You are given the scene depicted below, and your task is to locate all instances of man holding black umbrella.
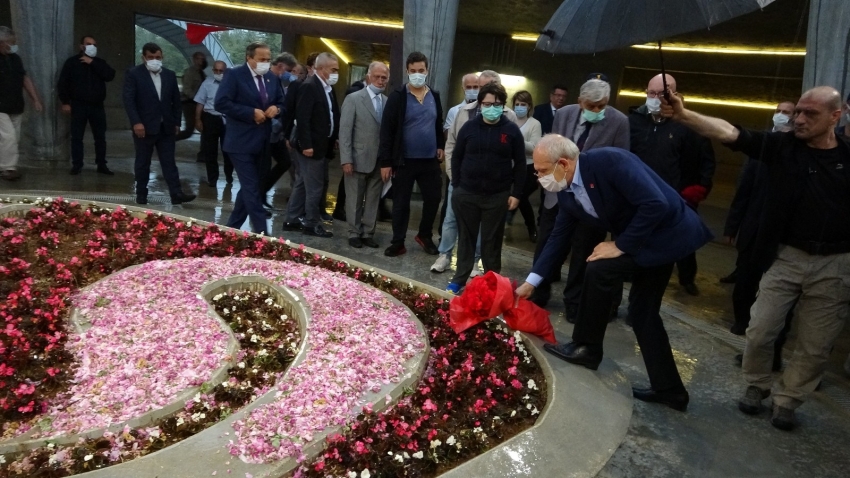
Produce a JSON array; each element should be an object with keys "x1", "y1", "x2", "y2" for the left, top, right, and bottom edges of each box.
[{"x1": 662, "y1": 86, "x2": 850, "y2": 431}]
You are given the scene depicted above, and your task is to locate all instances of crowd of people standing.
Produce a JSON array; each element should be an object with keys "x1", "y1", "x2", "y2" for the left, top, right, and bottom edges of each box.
[{"x1": 1, "y1": 25, "x2": 849, "y2": 434}]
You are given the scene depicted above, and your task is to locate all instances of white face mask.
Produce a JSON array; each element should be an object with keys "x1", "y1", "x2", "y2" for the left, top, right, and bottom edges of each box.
[
  {"x1": 538, "y1": 163, "x2": 568, "y2": 193},
  {"x1": 645, "y1": 97, "x2": 661, "y2": 114},
  {"x1": 772, "y1": 112, "x2": 790, "y2": 129},
  {"x1": 8, "y1": 44, "x2": 18, "y2": 54},
  {"x1": 465, "y1": 89, "x2": 479, "y2": 102},
  {"x1": 367, "y1": 83, "x2": 384, "y2": 94},
  {"x1": 253, "y1": 62, "x2": 270, "y2": 75},
  {"x1": 326, "y1": 73, "x2": 339, "y2": 86},
  {"x1": 213, "y1": 73, "x2": 224, "y2": 82},
  {"x1": 408, "y1": 72, "x2": 427, "y2": 88},
  {"x1": 145, "y1": 59, "x2": 162, "y2": 73},
  {"x1": 84, "y1": 45, "x2": 97, "y2": 58}
]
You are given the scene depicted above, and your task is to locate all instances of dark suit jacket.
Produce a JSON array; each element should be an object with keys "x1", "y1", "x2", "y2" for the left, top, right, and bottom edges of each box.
[
  {"x1": 294, "y1": 74, "x2": 340, "y2": 159},
  {"x1": 724, "y1": 158, "x2": 766, "y2": 253},
  {"x1": 122, "y1": 64, "x2": 181, "y2": 135},
  {"x1": 282, "y1": 79, "x2": 302, "y2": 140},
  {"x1": 532, "y1": 147, "x2": 712, "y2": 275},
  {"x1": 533, "y1": 103, "x2": 555, "y2": 134},
  {"x1": 214, "y1": 64, "x2": 284, "y2": 155}
]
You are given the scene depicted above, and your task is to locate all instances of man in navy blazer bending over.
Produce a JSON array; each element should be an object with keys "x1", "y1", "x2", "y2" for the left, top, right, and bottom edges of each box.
[
  {"x1": 516, "y1": 134, "x2": 712, "y2": 412},
  {"x1": 215, "y1": 41, "x2": 284, "y2": 236},
  {"x1": 123, "y1": 42, "x2": 195, "y2": 205}
]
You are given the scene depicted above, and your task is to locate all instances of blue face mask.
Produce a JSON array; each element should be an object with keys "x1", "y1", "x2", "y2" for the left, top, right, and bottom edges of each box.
[
  {"x1": 281, "y1": 71, "x2": 295, "y2": 82},
  {"x1": 582, "y1": 108, "x2": 606, "y2": 123},
  {"x1": 514, "y1": 105, "x2": 528, "y2": 118},
  {"x1": 481, "y1": 105, "x2": 504, "y2": 122}
]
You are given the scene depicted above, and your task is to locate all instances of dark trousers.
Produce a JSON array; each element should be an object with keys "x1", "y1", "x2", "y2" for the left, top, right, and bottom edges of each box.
[
  {"x1": 676, "y1": 252, "x2": 697, "y2": 285},
  {"x1": 563, "y1": 223, "x2": 609, "y2": 307},
  {"x1": 450, "y1": 188, "x2": 510, "y2": 285},
  {"x1": 333, "y1": 176, "x2": 346, "y2": 215},
  {"x1": 262, "y1": 141, "x2": 292, "y2": 193},
  {"x1": 285, "y1": 150, "x2": 326, "y2": 228},
  {"x1": 532, "y1": 204, "x2": 570, "y2": 300},
  {"x1": 438, "y1": 175, "x2": 450, "y2": 233},
  {"x1": 70, "y1": 101, "x2": 107, "y2": 168},
  {"x1": 133, "y1": 129, "x2": 181, "y2": 197},
  {"x1": 200, "y1": 113, "x2": 232, "y2": 183},
  {"x1": 321, "y1": 158, "x2": 331, "y2": 210},
  {"x1": 391, "y1": 158, "x2": 443, "y2": 244},
  {"x1": 226, "y1": 151, "x2": 268, "y2": 235},
  {"x1": 516, "y1": 163, "x2": 538, "y2": 231},
  {"x1": 574, "y1": 256, "x2": 686, "y2": 392},
  {"x1": 176, "y1": 100, "x2": 196, "y2": 140}
]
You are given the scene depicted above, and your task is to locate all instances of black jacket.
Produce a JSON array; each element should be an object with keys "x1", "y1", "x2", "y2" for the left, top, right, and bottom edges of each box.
[
  {"x1": 726, "y1": 128, "x2": 850, "y2": 271},
  {"x1": 0, "y1": 53, "x2": 26, "y2": 114},
  {"x1": 294, "y1": 75, "x2": 340, "y2": 160},
  {"x1": 724, "y1": 158, "x2": 767, "y2": 253},
  {"x1": 532, "y1": 103, "x2": 555, "y2": 134},
  {"x1": 58, "y1": 53, "x2": 115, "y2": 105},
  {"x1": 281, "y1": 79, "x2": 301, "y2": 140},
  {"x1": 451, "y1": 115, "x2": 526, "y2": 197},
  {"x1": 122, "y1": 64, "x2": 181, "y2": 135},
  {"x1": 379, "y1": 84, "x2": 445, "y2": 169},
  {"x1": 629, "y1": 105, "x2": 716, "y2": 192}
]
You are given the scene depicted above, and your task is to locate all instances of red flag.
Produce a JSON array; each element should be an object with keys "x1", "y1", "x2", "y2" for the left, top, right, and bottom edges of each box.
[{"x1": 186, "y1": 23, "x2": 229, "y2": 45}]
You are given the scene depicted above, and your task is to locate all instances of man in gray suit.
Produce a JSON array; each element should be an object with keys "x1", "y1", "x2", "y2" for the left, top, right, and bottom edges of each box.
[
  {"x1": 339, "y1": 62, "x2": 389, "y2": 248},
  {"x1": 531, "y1": 77, "x2": 630, "y2": 319}
]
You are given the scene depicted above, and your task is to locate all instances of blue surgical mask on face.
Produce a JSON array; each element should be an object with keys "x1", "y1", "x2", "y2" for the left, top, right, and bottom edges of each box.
[
  {"x1": 481, "y1": 105, "x2": 504, "y2": 122},
  {"x1": 281, "y1": 71, "x2": 295, "y2": 82},
  {"x1": 582, "y1": 108, "x2": 606, "y2": 123},
  {"x1": 514, "y1": 105, "x2": 528, "y2": 118}
]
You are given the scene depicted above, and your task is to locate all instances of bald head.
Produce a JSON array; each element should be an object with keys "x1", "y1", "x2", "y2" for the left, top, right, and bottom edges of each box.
[
  {"x1": 462, "y1": 73, "x2": 479, "y2": 86},
  {"x1": 367, "y1": 61, "x2": 389, "y2": 90},
  {"x1": 793, "y1": 86, "x2": 842, "y2": 142},
  {"x1": 801, "y1": 86, "x2": 842, "y2": 111},
  {"x1": 647, "y1": 74, "x2": 677, "y2": 94}
]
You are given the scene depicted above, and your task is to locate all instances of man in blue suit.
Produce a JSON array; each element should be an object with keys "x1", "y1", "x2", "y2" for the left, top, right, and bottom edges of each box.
[
  {"x1": 123, "y1": 42, "x2": 195, "y2": 205},
  {"x1": 516, "y1": 134, "x2": 712, "y2": 412},
  {"x1": 215, "y1": 42, "x2": 284, "y2": 236}
]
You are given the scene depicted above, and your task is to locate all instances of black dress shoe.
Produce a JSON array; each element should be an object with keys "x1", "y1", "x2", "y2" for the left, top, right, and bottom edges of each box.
[
  {"x1": 135, "y1": 196, "x2": 148, "y2": 205},
  {"x1": 632, "y1": 387, "x2": 689, "y2": 412},
  {"x1": 415, "y1": 235, "x2": 439, "y2": 255},
  {"x1": 332, "y1": 209, "x2": 346, "y2": 221},
  {"x1": 543, "y1": 342, "x2": 602, "y2": 370},
  {"x1": 319, "y1": 212, "x2": 334, "y2": 223},
  {"x1": 69, "y1": 167, "x2": 82, "y2": 175},
  {"x1": 171, "y1": 193, "x2": 196, "y2": 205},
  {"x1": 348, "y1": 237, "x2": 363, "y2": 248},
  {"x1": 384, "y1": 242, "x2": 406, "y2": 257},
  {"x1": 564, "y1": 304, "x2": 578, "y2": 324},
  {"x1": 682, "y1": 283, "x2": 700, "y2": 296},
  {"x1": 528, "y1": 228, "x2": 538, "y2": 243},
  {"x1": 97, "y1": 166, "x2": 115, "y2": 176},
  {"x1": 282, "y1": 221, "x2": 303, "y2": 232},
  {"x1": 361, "y1": 237, "x2": 379, "y2": 248},
  {"x1": 303, "y1": 225, "x2": 333, "y2": 238},
  {"x1": 719, "y1": 270, "x2": 738, "y2": 284}
]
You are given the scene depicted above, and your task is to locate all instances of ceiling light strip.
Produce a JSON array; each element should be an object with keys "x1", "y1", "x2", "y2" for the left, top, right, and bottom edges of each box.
[
  {"x1": 320, "y1": 38, "x2": 351, "y2": 65},
  {"x1": 631, "y1": 44, "x2": 806, "y2": 56},
  {"x1": 511, "y1": 34, "x2": 538, "y2": 42},
  {"x1": 618, "y1": 90, "x2": 777, "y2": 110},
  {"x1": 184, "y1": 0, "x2": 404, "y2": 29}
]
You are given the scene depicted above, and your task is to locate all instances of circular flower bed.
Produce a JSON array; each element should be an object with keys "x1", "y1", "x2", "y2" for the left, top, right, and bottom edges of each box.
[{"x1": 0, "y1": 198, "x2": 546, "y2": 477}]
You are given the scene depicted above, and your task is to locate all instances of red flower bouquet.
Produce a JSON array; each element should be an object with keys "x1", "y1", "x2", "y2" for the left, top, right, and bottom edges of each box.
[{"x1": 449, "y1": 272, "x2": 556, "y2": 343}]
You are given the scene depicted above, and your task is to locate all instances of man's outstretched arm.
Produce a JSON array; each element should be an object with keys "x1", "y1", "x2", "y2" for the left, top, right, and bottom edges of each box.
[{"x1": 662, "y1": 93, "x2": 739, "y2": 144}]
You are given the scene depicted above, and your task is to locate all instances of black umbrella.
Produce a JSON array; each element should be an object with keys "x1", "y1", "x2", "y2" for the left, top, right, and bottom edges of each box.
[{"x1": 535, "y1": 0, "x2": 777, "y2": 94}]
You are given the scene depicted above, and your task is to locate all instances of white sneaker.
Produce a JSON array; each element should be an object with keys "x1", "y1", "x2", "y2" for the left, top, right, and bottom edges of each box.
[
  {"x1": 430, "y1": 253, "x2": 451, "y2": 273},
  {"x1": 470, "y1": 262, "x2": 483, "y2": 277}
]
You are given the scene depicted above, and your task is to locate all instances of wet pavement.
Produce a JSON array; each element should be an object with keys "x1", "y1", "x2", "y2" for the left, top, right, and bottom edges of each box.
[{"x1": 2, "y1": 131, "x2": 850, "y2": 477}]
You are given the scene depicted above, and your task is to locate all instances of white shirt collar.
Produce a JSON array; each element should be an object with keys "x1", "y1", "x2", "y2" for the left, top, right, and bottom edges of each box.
[
  {"x1": 367, "y1": 86, "x2": 380, "y2": 100},
  {"x1": 317, "y1": 74, "x2": 331, "y2": 93}
]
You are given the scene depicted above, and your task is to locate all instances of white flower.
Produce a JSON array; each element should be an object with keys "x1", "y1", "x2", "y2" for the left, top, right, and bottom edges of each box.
[
  {"x1": 0, "y1": 455, "x2": 5, "y2": 464},
  {"x1": 403, "y1": 452, "x2": 410, "y2": 459},
  {"x1": 473, "y1": 427, "x2": 483, "y2": 434},
  {"x1": 361, "y1": 470, "x2": 371, "y2": 478},
  {"x1": 280, "y1": 314, "x2": 288, "y2": 321},
  {"x1": 394, "y1": 454, "x2": 404, "y2": 463},
  {"x1": 222, "y1": 308, "x2": 230, "y2": 314},
  {"x1": 237, "y1": 362, "x2": 245, "y2": 369},
  {"x1": 47, "y1": 442, "x2": 55, "y2": 449},
  {"x1": 510, "y1": 410, "x2": 516, "y2": 417},
  {"x1": 526, "y1": 403, "x2": 533, "y2": 410},
  {"x1": 194, "y1": 392, "x2": 202, "y2": 403},
  {"x1": 412, "y1": 451, "x2": 424, "y2": 459},
  {"x1": 84, "y1": 454, "x2": 94, "y2": 461},
  {"x1": 264, "y1": 298, "x2": 273, "y2": 305},
  {"x1": 527, "y1": 379, "x2": 537, "y2": 390},
  {"x1": 430, "y1": 439, "x2": 442, "y2": 449},
  {"x1": 446, "y1": 435, "x2": 456, "y2": 446},
  {"x1": 176, "y1": 417, "x2": 185, "y2": 426},
  {"x1": 531, "y1": 407, "x2": 540, "y2": 416},
  {"x1": 250, "y1": 334, "x2": 259, "y2": 343},
  {"x1": 522, "y1": 394, "x2": 530, "y2": 400},
  {"x1": 257, "y1": 349, "x2": 268, "y2": 356}
]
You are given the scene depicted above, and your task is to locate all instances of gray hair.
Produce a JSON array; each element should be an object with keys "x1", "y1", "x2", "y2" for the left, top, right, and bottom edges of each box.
[
  {"x1": 272, "y1": 52, "x2": 297, "y2": 67},
  {"x1": 535, "y1": 134, "x2": 580, "y2": 163},
  {"x1": 479, "y1": 69, "x2": 501, "y2": 85},
  {"x1": 0, "y1": 26, "x2": 14, "y2": 44},
  {"x1": 368, "y1": 61, "x2": 389, "y2": 74},
  {"x1": 579, "y1": 79, "x2": 611, "y2": 103},
  {"x1": 315, "y1": 52, "x2": 338, "y2": 68},
  {"x1": 461, "y1": 72, "x2": 479, "y2": 85}
]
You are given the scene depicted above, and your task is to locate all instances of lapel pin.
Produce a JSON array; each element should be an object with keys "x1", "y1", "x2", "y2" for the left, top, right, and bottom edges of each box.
[{"x1": 589, "y1": 183, "x2": 595, "y2": 189}]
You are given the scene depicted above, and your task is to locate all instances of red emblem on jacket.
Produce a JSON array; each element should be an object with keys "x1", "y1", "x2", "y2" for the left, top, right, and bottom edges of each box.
[{"x1": 500, "y1": 134, "x2": 508, "y2": 144}]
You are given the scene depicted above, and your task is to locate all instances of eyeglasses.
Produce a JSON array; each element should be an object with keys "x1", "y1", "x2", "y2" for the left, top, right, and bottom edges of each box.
[
  {"x1": 646, "y1": 90, "x2": 676, "y2": 98},
  {"x1": 480, "y1": 102, "x2": 504, "y2": 108}
]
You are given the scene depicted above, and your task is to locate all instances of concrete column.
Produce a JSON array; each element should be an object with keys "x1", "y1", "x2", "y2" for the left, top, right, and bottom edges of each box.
[
  {"x1": 389, "y1": 31, "x2": 403, "y2": 92},
  {"x1": 10, "y1": 0, "x2": 74, "y2": 161},
  {"x1": 403, "y1": 0, "x2": 459, "y2": 112},
  {"x1": 802, "y1": 0, "x2": 850, "y2": 94}
]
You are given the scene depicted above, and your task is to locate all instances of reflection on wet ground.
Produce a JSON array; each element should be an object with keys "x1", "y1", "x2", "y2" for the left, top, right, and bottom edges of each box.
[{"x1": 3, "y1": 131, "x2": 850, "y2": 476}]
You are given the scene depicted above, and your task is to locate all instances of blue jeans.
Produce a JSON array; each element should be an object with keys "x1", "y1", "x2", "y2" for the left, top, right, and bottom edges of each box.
[{"x1": 438, "y1": 184, "x2": 481, "y2": 259}]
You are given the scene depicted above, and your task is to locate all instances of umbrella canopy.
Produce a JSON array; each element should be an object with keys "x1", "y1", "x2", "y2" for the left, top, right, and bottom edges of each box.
[{"x1": 536, "y1": 0, "x2": 776, "y2": 54}]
